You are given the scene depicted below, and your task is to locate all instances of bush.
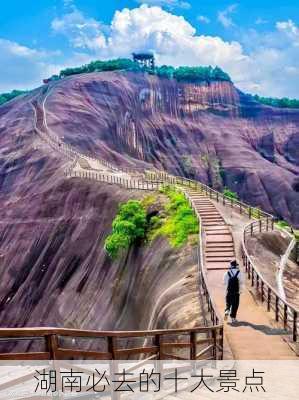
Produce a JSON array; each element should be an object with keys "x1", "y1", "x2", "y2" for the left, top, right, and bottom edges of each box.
[
  {"x1": 253, "y1": 94, "x2": 299, "y2": 109},
  {"x1": 0, "y1": 89, "x2": 27, "y2": 106},
  {"x1": 58, "y1": 58, "x2": 231, "y2": 83},
  {"x1": 104, "y1": 200, "x2": 147, "y2": 258},
  {"x1": 153, "y1": 186, "x2": 199, "y2": 247},
  {"x1": 223, "y1": 187, "x2": 238, "y2": 200}
]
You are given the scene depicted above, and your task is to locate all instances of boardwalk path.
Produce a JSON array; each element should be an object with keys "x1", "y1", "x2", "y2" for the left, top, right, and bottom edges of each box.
[
  {"x1": 35, "y1": 84, "x2": 297, "y2": 360},
  {"x1": 186, "y1": 190, "x2": 296, "y2": 359}
]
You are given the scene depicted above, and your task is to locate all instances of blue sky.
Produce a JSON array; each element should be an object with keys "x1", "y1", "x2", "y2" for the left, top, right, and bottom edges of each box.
[{"x1": 0, "y1": 0, "x2": 298, "y2": 97}]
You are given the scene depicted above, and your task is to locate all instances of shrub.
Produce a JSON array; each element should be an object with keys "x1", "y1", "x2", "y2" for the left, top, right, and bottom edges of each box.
[
  {"x1": 0, "y1": 89, "x2": 27, "y2": 106},
  {"x1": 223, "y1": 187, "x2": 238, "y2": 200},
  {"x1": 154, "y1": 186, "x2": 198, "y2": 247},
  {"x1": 253, "y1": 94, "x2": 299, "y2": 109},
  {"x1": 104, "y1": 200, "x2": 147, "y2": 258}
]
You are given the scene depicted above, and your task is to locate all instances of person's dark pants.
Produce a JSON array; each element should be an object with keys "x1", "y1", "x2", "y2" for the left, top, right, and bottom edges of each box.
[{"x1": 225, "y1": 292, "x2": 240, "y2": 318}]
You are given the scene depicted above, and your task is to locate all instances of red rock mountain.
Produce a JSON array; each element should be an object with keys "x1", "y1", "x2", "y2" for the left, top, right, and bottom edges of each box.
[
  {"x1": 0, "y1": 70, "x2": 298, "y2": 330},
  {"x1": 45, "y1": 71, "x2": 299, "y2": 226}
]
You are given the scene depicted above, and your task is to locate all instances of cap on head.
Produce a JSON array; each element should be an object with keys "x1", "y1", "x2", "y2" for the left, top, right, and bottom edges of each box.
[{"x1": 230, "y1": 260, "x2": 238, "y2": 268}]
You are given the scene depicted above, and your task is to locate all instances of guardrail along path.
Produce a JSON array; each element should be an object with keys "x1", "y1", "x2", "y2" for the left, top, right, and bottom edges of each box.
[{"x1": 186, "y1": 189, "x2": 297, "y2": 359}]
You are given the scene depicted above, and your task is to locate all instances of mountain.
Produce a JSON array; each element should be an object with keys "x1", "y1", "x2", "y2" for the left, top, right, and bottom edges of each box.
[
  {"x1": 0, "y1": 69, "x2": 298, "y2": 330},
  {"x1": 43, "y1": 71, "x2": 299, "y2": 225},
  {"x1": 0, "y1": 79, "x2": 201, "y2": 330}
]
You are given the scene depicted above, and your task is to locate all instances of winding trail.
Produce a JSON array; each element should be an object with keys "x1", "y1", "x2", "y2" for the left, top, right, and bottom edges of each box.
[{"x1": 31, "y1": 84, "x2": 297, "y2": 360}]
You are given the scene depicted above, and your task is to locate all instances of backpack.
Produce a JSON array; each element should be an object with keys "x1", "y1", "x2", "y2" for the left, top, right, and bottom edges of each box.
[{"x1": 227, "y1": 270, "x2": 240, "y2": 293}]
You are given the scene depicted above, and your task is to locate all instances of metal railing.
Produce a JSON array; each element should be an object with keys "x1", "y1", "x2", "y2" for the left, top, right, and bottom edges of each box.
[
  {"x1": 242, "y1": 220, "x2": 298, "y2": 344},
  {"x1": 65, "y1": 169, "x2": 162, "y2": 191},
  {"x1": 145, "y1": 171, "x2": 273, "y2": 221}
]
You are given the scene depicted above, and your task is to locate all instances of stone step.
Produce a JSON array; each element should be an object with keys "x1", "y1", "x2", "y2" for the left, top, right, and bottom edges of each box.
[
  {"x1": 200, "y1": 212, "x2": 221, "y2": 215},
  {"x1": 205, "y1": 227, "x2": 230, "y2": 231},
  {"x1": 206, "y1": 249, "x2": 235, "y2": 254},
  {"x1": 206, "y1": 235, "x2": 233, "y2": 243},
  {"x1": 205, "y1": 256, "x2": 234, "y2": 262},
  {"x1": 204, "y1": 223, "x2": 226, "y2": 227},
  {"x1": 207, "y1": 251, "x2": 235, "y2": 257},
  {"x1": 201, "y1": 215, "x2": 222, "y2": 219},
  {"x1": 206, "y1": 262, "x2": 231, "y2": 269},
  {"x1": 206, "y1": 228, "x2": 229, "y2": 232},
  {"x1": 201, "y1": 218, "x2": 223, "y2": 222},
  {"x1": 206, "y1": 244, "x2": 234, "y2": 249},
  {"x1": 205, "y1": 230, "x2": 231, "y2": 235},
  {"x1": 205, "y1": 225, "x2": 229, "y2": 230}
]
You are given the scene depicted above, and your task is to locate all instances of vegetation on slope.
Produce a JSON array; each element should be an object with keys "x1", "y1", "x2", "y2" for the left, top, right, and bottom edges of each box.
[
  {"x1": 223, "y1": 187, "x2": 238, "y2": 200},
  {"x1": 105, "y1": 187, "x2": 198, "y2": 258},
  {"x1": 56, "y1": 58, "x2": 231, "y2": 83},
  {"x1": 253, "y1": 94, "x2": 299, "y2": 109},
  {"x1": 104, "y1": 200, "x2": 147, "y2": 259},
  {"x1": 0, "y1": 89, "x2": 27, "y2": 106},
  {"x1": 150, "y1": 186, "x2": 199, "y2": 247}
]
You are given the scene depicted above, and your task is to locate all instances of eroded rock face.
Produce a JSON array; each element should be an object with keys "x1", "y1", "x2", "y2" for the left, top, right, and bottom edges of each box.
[
  {"x1": 0, "y1": 94, "x2": 201, "y2": 331},
  {"x1": 44, "y1": 72, "x2": 299, "y2": 226}
]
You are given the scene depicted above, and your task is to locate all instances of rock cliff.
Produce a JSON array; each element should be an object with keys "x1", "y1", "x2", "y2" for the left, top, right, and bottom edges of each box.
[{"x1": 44, "y1": 72, "x2": 299, "y2": 226}]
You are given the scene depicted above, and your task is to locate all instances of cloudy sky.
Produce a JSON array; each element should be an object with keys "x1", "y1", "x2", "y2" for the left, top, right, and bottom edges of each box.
[{"x1": 0, "y1": 0, "x2": 298, "y2": 97}]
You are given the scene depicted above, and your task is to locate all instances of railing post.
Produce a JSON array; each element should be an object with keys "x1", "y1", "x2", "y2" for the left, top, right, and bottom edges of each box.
[
  {"x1": 275, "y1": 297, "x2": 279, "y2": 321},
  {"x1": 249, "y1": 207, "x2": 252, "y2": 219},
  {"x1": 46, "y1": 334, "x2": 59, "y2": 359},
  {"x1": 251, "y1": 223, "x2": 253, "y2": 236},
  {"x1": 284, "y1": 304, "x2": 288, "y2": 330},
  {"x1": 154, "y1": 334, "x2": 162, "y2": 360},
  {"x1": 267, "y1": 288, "x2": 271, "y2": 311},
  {"x1": 212, "y1": 329, "x2": 217, "y2": 359},
  {"x1": 261, "y1": 281, "x2": 264, "y2": 302},
  {"x1": 259, "y1": 219, "x2": 262, "y2": 232},
  {"x1": 190, "y1": 332, "x2": 196, "y2": 360},
  {"x1": 108, "y1": 336, "x2": 115, "y2": 360},
  {"x1": 293, "y1": 311, "x2": 297, "y2": 342}
]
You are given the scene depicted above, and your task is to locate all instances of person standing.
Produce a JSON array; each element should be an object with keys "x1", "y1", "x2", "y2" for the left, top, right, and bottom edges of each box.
[{"x1": 224, "y1": 260, "x2": 243, "y2": 323}]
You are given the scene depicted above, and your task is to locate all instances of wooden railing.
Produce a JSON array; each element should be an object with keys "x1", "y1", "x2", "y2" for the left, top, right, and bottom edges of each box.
[
  {"x1": 242, "y1": 220, "x2": 299, "y2": 344},
  {"x1": 0, "y1": 326, "x2": 223, "y2": 360}
]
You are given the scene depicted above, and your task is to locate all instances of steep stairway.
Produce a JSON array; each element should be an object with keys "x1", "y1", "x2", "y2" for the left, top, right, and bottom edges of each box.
[
  {"x1": 187, "y1": 190, "x2": 235, "y2": 271},
  {"x1": 186, "y1": 189, "x2": 297, "y2": 359}
]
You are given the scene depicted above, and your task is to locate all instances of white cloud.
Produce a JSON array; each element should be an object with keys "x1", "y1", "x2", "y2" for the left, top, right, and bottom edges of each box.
[
  {"x1": 135, "y1": 0, "x2": 191, "y2": 10},
  {"x1": 276, "y1": 19, "x2": 299, "y2": 46},
  {"x1": 217, "y1": 4, "x2": 238, "y2": 28},
  {"x1": 255, "y1": 17, "x2": 268, "y2": 25},
  {"x1": 0, "y1": 39, "x2": 62, "y2": 92},
  {"x1": 197, "y1": 15, "x2": 210, "y2": 24},
  {"x1": 48, "y1": 5, "x2": 299, "y2": 97},
  {"x1": 51, "y1": 8, "x2": 107, "y2": 50},
  {"x1": 1, "y1": 5, "x2": 299, "y2": 98}
]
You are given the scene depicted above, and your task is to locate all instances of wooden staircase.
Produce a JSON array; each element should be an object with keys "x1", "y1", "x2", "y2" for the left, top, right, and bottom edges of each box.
[{"x1": 187, "y1": 190, "x2": 235, "y2": 271}]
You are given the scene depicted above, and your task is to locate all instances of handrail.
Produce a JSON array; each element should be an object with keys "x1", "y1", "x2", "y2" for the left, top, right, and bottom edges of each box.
[
  {"x1": 145, "y1": 171, "x2": 274, "y2": 220},
  {"x1": 184, "y1": 192, "x2": 223, "y2": 327},
  {"x1": 242, "y1": 219, "x2": 298, "y2": 343},
  {"x1": 0, "y1": 325, "x2": 223, "y2": 361}
]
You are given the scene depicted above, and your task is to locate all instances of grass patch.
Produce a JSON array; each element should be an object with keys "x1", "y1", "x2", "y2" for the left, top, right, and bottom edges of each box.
[
  {"x1": 105, "y1": 188, "x2": 199, "y2": 259},
  {"x1": 150, "y1": 185, "x2": 199, "y2": 247}
]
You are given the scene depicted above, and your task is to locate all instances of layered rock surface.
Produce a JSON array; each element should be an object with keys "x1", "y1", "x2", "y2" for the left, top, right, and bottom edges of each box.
[{"x1": 45, "y1": 72, "x2": 299, "y2": 226}]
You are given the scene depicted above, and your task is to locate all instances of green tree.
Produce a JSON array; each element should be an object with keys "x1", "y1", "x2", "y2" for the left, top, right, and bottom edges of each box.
[{"x1": 104, "y1": 200, "x2": 147, "y2": 258}]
